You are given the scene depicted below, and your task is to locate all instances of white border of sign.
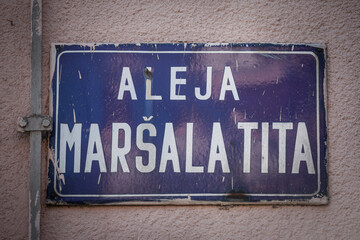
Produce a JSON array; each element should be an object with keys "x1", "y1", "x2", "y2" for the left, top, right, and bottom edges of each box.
[{"x1": 53, "y1": 50, "x2": 320, "y2": 198}]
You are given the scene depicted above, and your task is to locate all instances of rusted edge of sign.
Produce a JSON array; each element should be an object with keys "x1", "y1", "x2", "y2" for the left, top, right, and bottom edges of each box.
[{"x1": 46, "y1": 196, "x2": 328, "y2": 206}]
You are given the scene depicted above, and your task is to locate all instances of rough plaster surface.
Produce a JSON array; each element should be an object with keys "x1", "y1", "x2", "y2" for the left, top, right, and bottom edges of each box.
[{"x1": 0, "y1": 0, "x2": 359, "y2": 239}]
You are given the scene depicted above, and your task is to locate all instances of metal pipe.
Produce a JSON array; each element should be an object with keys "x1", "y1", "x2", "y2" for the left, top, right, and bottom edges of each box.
[{"x1": 29, "y1": 0, "x2": 42, "y2": 239}]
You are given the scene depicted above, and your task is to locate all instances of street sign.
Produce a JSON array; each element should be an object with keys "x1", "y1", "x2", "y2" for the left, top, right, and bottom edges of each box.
[{"x1": 47, "y1": 43, "x2": 327, "y2": 205}]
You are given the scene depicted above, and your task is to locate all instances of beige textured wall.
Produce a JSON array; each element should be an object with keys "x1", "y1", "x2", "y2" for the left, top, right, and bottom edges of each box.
[{"x1": 1, "y1": 0, "x2": 359, "y2": 239}]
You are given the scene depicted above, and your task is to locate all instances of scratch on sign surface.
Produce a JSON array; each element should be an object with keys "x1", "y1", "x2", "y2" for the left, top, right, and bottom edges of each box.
[
  {"x1": 73, "y1": 109, "x2": 76, "y2": 123},
  {"x1": 177, "y1": 84, "x2": 181, "y2": 96},
  {"x1": 143, "y1": 116, "x2": 153, "y2": 121},
  {"x1": 48, "y1": 148, "x2": 66, "y2": 191},
  {"x1": 155, "y1": 44, "x2": 159, "y2": 60},
  {"x1": 98, "y1": 174, "x2": 101, "y2": 184}
]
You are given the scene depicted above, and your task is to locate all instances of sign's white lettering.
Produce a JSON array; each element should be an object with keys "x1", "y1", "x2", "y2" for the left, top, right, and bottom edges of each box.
[
  {"x1": 117, "y1": 66, "x2": 240, "y2": 101},
  {"x1": 59, "y1": 121, "x2": 315, "y2": 175}
]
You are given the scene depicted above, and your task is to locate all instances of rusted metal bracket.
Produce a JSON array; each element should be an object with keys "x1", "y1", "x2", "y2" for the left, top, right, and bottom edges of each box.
[{"x1": 17, "y1": 114, "x2": 52, "y2": 133}]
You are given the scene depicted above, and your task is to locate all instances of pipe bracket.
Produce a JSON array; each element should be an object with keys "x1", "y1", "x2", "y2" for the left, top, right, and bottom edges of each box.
[{"x1": 17, "y1": 114, "x2": 52, "y2": 132}]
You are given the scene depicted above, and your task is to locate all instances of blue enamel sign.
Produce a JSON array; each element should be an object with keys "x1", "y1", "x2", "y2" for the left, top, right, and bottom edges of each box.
[{"x1": 47, "y1": 43, "x2": 327, "y2": 204}]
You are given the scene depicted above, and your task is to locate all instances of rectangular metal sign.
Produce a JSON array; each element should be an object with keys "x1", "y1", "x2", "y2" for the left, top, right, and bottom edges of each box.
[{"x1": 47, "y1": 43, "x2": 327, "y2": 205}]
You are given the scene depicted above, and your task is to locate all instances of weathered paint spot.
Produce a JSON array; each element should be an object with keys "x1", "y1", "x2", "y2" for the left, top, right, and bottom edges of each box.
[
  {"x1": 97, "y1": 174, "x2": 101, "y2": 184},
  {"x1": 73, "y1": 109, "x2": 76, "y2": 123},
  {"x1": 143, "y1": 116, "x2": 153, "y2": 121}
]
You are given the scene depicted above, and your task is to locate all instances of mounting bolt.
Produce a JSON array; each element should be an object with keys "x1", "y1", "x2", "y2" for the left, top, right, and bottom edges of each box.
[
  {"x1": 19, "y1": 118, "x2": 28, "y2": 128},
  {"x1": 42, "y1": 119, "x2": 51, "y2": 127}
]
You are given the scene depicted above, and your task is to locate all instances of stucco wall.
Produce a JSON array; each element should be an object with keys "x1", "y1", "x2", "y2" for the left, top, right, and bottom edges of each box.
[{"x1": 1, "y1": 0, "x2": 359, "y2": 239}]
